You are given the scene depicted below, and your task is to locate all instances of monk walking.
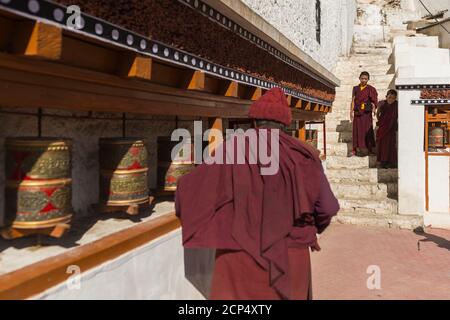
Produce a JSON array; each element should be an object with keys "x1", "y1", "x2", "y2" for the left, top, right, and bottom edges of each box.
[
  {"x1": 376, "y1": 89, "x2": 398, "y2": 168},
  {"x1": 175, "y1": 88, "x2": 340, "y2": 300},
  {"x1": 350, "y1": 72, "x2": 378, "y2": 156}
]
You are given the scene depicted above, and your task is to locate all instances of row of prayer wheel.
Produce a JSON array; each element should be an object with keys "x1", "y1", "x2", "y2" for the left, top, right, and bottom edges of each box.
[{"x1": 4, "y1": 137, "x2": 195, "y2": 235}]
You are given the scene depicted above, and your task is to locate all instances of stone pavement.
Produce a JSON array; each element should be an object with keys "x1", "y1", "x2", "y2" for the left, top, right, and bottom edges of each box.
[{"x1": 311, "y1": 223, "x2": 450, "y2": 300}]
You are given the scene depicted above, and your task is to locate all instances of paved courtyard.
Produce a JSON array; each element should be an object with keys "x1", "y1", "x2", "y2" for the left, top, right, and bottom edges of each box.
[{"x1": 311, "y1": 223, "x2": 450, "y2": 300}]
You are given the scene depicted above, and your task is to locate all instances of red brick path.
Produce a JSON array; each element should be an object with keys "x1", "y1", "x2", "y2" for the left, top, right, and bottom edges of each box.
[{"x1": 311, "y1": 224, "x2": 450, "y2": 300}]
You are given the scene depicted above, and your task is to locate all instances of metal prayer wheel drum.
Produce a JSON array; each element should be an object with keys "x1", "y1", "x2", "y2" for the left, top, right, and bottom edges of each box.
[
  {"x1": 306, "y1": 129, "x2": 319, "y2": 149},
  {"x1": 157, "y1": 137, "x2": 196, "y2": 192},
  {"x1": 428, "y1": 125, "x2": 445, "y2": 149},
  {"x1": 4, "y1": 138, "x2": 73, "y2": 229},
  {"x1": 99, "y1": 138, "x2": 149, "y2": 206}
]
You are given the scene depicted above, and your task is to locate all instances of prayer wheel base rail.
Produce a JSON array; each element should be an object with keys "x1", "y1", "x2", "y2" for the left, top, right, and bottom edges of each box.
[
  {"x1": 1, "y1": 223, "x2": 71, "y2": 240},
  {"x1": 93, "y1": 196, "x2": 155, "y2": 216}
]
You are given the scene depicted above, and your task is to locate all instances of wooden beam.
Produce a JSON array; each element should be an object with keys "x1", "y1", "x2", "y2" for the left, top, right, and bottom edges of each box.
[
  {"x1": 313, "y1": 103, "x2": 320, "y2": 112},
  {"x1": 117, "y1": 53, "x2": 152, "y2": 80},
  {"x1": 304, "y1": 101, "x2": 312, "y2": 111},
  {"x1": 61, "y1": 35, "x2": 119, "y2": 73},
  {"x1": 219, "y1": 80, "x2": 239, "y2": 98},
  {"x1": 11, "y1": 21, "x2": 62, "y2": 60},
  {"x1": 251, "y1": 87, "x2": 263, "y2": 101},
  {"x1": 0, "y1": 16, "x2": 13, "y2": 51},
  {"x1": 286, "y1": 95, "x2": 292, "y2": 106},
  {"x1": 319, "y1": 104, "x2": 325, "y2": 112},
  {"x1": 187, "y1": 70, "x2": 206, "y2": 91},
  {"x1": 291, "y1": 97, "x2": 301, "y2": 109}
]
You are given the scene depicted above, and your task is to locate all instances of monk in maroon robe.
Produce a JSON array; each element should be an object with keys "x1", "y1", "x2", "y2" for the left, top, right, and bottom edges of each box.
[
  {"x1": 350, "y1": 72, "x2": 378, "y2": 156},
  {"x1": 176, "y1": 88, "x2": 340, "y2": 300},
  {"x1": 376, "y1": 90, "x2": 398, "y2": 168}
]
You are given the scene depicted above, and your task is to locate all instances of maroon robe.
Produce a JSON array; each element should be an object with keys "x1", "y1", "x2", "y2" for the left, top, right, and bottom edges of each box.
[
  {"x1": 175, "y1": 129, "x2": 340, "y2": 300},
  {"x1": 376, "y1": 100, "x2": 398, "y2": 164},
  {"x1": 352, "y1": 85, "x2": 378, "y2": 150}
]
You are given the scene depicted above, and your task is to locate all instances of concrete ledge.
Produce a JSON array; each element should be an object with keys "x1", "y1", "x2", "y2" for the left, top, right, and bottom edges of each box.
[{"x1": 0, "y1": 212, "x2": 180, "y2": 299}]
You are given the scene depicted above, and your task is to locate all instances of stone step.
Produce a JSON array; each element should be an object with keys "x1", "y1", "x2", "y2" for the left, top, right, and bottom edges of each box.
[
  {"x1": 326, "y1": 168, "x2": 398, "y2": 184},
  {"x1": 352, "y1": 47, "x2": 393, "y2": 55},
  {"x1": 325, "y1": 142, "x2": 351, "y2": 156},
  {"x1": 345, "y1": 56, "x2": 391, "y2": 64},
  {"x1": 334, "y1": 65, "x2": 393, "y2": 74},
  {"x1": 326, "y1": 155, "x2": 377, "y2": 169},
  {"x1": 326, "y1": 120, "x2": 353, "y2": 132},
  {"x1": 332, "y1": 211, "x2": 424, "y2": 230},
  {"x1": 338, "y1": 198, "x2": 398, "y2": 215},
  {"x1": 336, "y1": 83, "x2": 393, "y2": 93},
  {"x1": 338, "y1": 74, "x2": 395, "y2": 84},
  {"x1": 330, "y1": 182, "x2": 398, "y2": 200},
  {"x1": 325, "y1": 131, "x2": 353, "y2": 143}
]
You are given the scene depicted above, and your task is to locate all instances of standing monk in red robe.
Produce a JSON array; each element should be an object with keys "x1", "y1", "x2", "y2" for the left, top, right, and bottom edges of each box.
[
  {"x1": 175, "y1": 88, "x2": 340, "y2": 300},
  {"x1": 350, "y1": 72, "x2": 378, "y2": 156},
  {"x1": 376, "y1": 89, "x2": 398, "y2": 168}
]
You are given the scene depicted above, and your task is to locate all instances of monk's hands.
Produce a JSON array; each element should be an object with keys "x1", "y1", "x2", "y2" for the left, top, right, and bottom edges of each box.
[
  {"x1": 350, "y1": 111, "x2": 354, "y2": 122},
  {"x1": 310, "y1": 239, "x2": 322, "y2": 252}
]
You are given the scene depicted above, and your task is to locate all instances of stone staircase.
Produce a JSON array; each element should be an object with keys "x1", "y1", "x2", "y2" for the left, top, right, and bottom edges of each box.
[{"x1": 323, "y1": 38, "x2": 423, "y2": 230}]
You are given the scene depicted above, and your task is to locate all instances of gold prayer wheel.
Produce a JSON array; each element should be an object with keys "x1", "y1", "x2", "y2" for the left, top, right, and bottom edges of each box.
[
  {"x1": 429, "y1": 124, "x2": 445, "y2": 149},
  {"x1": 99, "y1": 138, "x2": 149, "y2": 206},
  {"x1": 306, "y1": 129, "x2": 319, "y2": 149},
  {"x1": 157, "y1": 137, "x2": 195, "y2": 192},
  {"x1": 4, "y1": 138, "x2": 73, "y2": 229}
]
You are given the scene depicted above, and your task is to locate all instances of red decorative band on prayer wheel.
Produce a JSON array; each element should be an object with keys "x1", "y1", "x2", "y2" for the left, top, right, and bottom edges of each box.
[
  {"x1": 4, "y1": 138, "x2": 73, "y2": 229},
  {"x1": 429, "y1": 125, "x2": 445, "y2": 149},
  {"x1": 99, "y1": 138, "x2": 149, "y2": 206},
  {"x1": 157, "y1": 137, "x2": 195, "y2": 192},
  {"x1": 306, "y1": 129, "x2": 319, "y2": 149}
]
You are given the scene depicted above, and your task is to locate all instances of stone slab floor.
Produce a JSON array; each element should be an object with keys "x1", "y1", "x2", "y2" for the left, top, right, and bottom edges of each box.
[{"x1": 311, "y1": 224, "x2": 450, "y2": 300}]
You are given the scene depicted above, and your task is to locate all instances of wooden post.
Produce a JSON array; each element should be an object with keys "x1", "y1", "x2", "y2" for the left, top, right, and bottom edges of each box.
[
  {"x1": 323, "y1": 120, "x2": 327, "y2": 160},
  {"x1": 298, "y1": 121, "x2": 306, "y2": 142},
  {"x1": 208, "y1": 118, "x2": 224, "y2": 155},
  {"x1": 425, "y1": 107, "x2": 429, "y2": 212}
]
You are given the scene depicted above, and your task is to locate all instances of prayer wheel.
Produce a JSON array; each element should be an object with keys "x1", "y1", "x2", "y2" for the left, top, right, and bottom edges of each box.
[
  {"x1": 4, "y1": 138, "x2": 73, "y2": 229},
  {"x1": 428, "y1": 125, "x2": 445, "y2": 149},
  {"x1": 99, "y1": 138, "x2": 149, "y2": 206},
  {"x1": 306, "y1": 129, "x2": 319, "y2": 149},
  {"x1": 157, "y1": 137, "x2": 195, "y2": 192}
]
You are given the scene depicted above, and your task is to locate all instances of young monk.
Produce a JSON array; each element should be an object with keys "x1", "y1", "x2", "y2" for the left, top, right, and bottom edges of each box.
[
  {"x1": 376, "y1": 89, "x2": 398, "y2": 168},
  {"x1": 350, "y1": 72, "x2": 378, "y2": 156},
  {"x1": 175, "y1": 88, "x2": 340, "y2": 300}
]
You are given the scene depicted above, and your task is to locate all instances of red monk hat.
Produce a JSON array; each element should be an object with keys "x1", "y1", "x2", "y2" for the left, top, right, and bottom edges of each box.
[{"x1": 248, "y1": 87, "x2": 292, "y2": 126}]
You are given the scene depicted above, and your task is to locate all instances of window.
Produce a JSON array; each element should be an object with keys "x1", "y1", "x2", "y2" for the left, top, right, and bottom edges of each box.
[{"x1": 315, "y1": 0, "x2": 321, "y2": 44}]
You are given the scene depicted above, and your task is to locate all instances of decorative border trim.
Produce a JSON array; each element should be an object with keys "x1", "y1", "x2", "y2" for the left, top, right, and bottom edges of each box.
[
  {"x1": 177, "y1": 0, "x2": 336, "y2": 89},
  {"x1": 411, "y1": 99, "x2": 450, "y2": 105},
  {"x1": 0, "y1": 0, "x2": 333, "y2": 106},
  {"x1": 397, "y1": 84, "x2": 450, "y2": 90}
]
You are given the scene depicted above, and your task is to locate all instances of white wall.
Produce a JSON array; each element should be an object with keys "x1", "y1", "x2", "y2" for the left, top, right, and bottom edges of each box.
[
  {"x1": 241, "y1": 0, "x2": 357, "y2": 71},
  {"x1": 397, "y1": 89, "x2": 425, "y2": 215},
  {"x1": 394, "y1": 34, "x2": 450, "y2": 228},
  {"x1": 34, "y1": 229, "x2": 215, "y2": 300}
]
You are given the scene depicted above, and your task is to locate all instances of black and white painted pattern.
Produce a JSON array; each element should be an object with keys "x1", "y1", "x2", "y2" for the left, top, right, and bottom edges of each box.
[
  {"x1": 0, "y1": 0, "x2": 334, "y2": 106},
  {"x1": 396, "y1": 84, "x2": 450, "y2": 90},
  {"x1": 411, "y1": 100, "x2": 450, "y2": 105}
]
